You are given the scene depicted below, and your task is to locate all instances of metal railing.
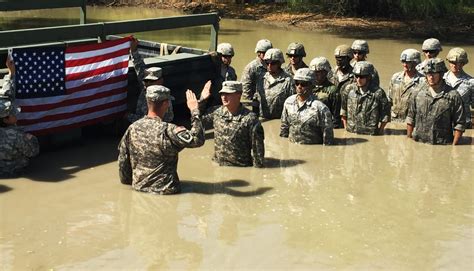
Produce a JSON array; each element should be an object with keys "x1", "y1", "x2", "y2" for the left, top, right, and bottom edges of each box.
[{"x1": 0, "y1": 13, "x2": 220, "y2": 53}]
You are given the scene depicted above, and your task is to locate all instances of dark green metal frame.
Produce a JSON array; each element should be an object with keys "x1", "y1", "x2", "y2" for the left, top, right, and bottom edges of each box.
[{"x1": 0, "y1": 13, "x2": 219, "y2": 53}]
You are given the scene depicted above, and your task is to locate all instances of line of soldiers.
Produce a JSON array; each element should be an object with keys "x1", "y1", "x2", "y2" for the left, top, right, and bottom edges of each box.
[{"x1": 118, "y1": 37, "x2": 472, "y2": 195}]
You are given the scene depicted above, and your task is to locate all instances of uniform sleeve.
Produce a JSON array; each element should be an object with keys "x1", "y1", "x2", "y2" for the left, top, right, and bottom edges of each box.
[
  {"x1": 280, "y1": 103, "x2": 289, "y2": 138},
  {"x1": 469, "y1": 79, "x2": 474, "y2": 108},
  {"x1": 118, "y1": 129, "x2": 133, "y2": 185},
  {"x1": 1, "y1": 74, "x2": 15, "y2": 99},
  {"x1": 251, "y1": 120, "x2": 265, "y2": 168},
  {"x1": 340, "y1": 87, "x2": 348, "y2": 117},
  {"x1": 321, "y1": 107, "x2": 335, "y2": 145},
  {"x1": 168, "y1": 109, "x2": 205, "y2": 149},
  {"x1": 200, "y1": 105, "x2": 220, "y2": 129},
  {"x1": 18, "y1": 133, "x2": 39, "y2": 158},
  {"x1": 406, "y1": 91, "x2": 417, "y2": 125},
  {"x1": 452, "y1": 92, "x2": 466, "y2": 131},
  {"x1": 227, "y1": 66, "x2": 237, "y2": 81},
  {"x1": 378, "y1": 89, "x2": 391, "y2": 123},
  {"x1": 387, "y1": 75, "x2": 396, "y2": 103},
  {"x1": 132, "y1": 50, "x2": 147, "y2": 84},
  {"x1": 241, "y1": 63, "x2": 256, "y2": 100}
]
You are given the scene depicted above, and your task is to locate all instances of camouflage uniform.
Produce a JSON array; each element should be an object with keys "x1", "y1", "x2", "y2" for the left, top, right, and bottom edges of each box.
[
  {"x1": 388, "y1": 71, "x2": 425, "y2": 122},
  {"x1": 406, "y1": 83, "x2": 465, "y2": 144},
  {"x1": 202, "y1": 104, "x2": 264, "y2": 167},
  {"x1": 257, "y1": 71, "x2": 295, "y2": 119},
  {"x1": 0, "y1": 98, "x2": 39, "y2": 177},
  {"x1": 280, "y1": 94, "x2": 334, "y2": 144},
  {"x1": 1, "y1": 74, "x2": 15, "y2": 98},
  {"x1": 127, "y1": 50, "x2": 173, "y2": 123},
  {"x1": 444, "y1": 71, "x2": 473, "y2": 129},
  {"x1": 283, "y1": 62, "x2": 308, "y2": 78},
  {"x1": 241, "y1": 57, "x2": 267, "y2": 101},
  {"x1": 118, "y1": 86, "x2": 204, "y2": 194},
  {"x1": 341, "y1": 83, "x2": 391, "y2": 135}
]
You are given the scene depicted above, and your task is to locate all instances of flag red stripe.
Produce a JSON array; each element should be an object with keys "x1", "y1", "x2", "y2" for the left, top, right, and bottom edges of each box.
[
  {"x1": 65, "y1": 61, "x2": 128, "y2": 81},
  {"x1": 20, "y1": 87, "x2": 127, "y2": 112},
  {"x1": 65, "y1": 48, "x2": 130, "y2": 68},
  {"x1": 18, "y1": 99, "x2": 127, "y2": 125},
  {"x1": 65, "y1": 36, "x2": 132, "y2": 54},
  {"x1": 66, "y1": 74, "x2": 128, "y2": 94},
  {"x1": 28, "y1": 111, "x2": 126, "y2": 136}
]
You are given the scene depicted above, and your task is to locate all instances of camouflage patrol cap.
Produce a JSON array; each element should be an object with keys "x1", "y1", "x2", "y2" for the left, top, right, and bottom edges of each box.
[
  {"x1": 422, "y1": 38, "x2": 442, "y2": 51},
  {"x1": 309, "y1": 57, "x2": 332, "y2": 73},
  {"x1": 146, "y1": 85, "x2": 174, "y2": 102},
  {"x1": 293, "y1": 68, "x2": 315, "y2": 82},
  {"x1": 217, "y1": 43, "x2": 235, "y2": 56},
  {"x1": 400, "y1": 49, "x2": 421, "y2": 64},
  {"x1": 144, "y1": 67, "x2": 163, "y2": 81},
  {"x1": 423, "y1": 58, "x2": 447, "y2": 74},
  {"x1": 352, "y1": 61, "x2": 374, "y2": 76},
  {"x1": 446, "y1": 47, "x2": 468, "y2": 64},
  {"x1": 0, "y1": 98, "x2": 20, "y2": 118},
  {"x1": 351, "y1": 40, "x2": 369, "y2": 54},
  {"x1": 219, "y1": 81, "x2": 243, "y2": 94},
  {"x1": 286, "y1": 42, "x2": 306, "y2": 57},
  {"x1": 334, "y1": 44, "x2": 352, "y2": 57},
  {"x1": 255, "y1": 39, "x2": 273, "y2": 53},
  {"x1": 264, "y1": 48, "x2": 285, "y2": 64}
]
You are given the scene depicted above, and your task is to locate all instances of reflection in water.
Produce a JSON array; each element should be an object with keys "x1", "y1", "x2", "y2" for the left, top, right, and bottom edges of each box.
[{"x1": 0, "y1": 7, "x2": 473, "y2": 270}]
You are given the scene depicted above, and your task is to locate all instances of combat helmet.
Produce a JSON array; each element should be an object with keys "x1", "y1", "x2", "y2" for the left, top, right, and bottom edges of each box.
[
  {"x1": 400, "y1": 49, "x2": 421, "y2": 64},
  {"x1": 352, "y1": 61, "x2": 374, "y2": 76},
  {"x1": 309, "y1": 57, "x2": 332, "y2": 73},
  {"x1": 422, "y1": 38, "x2": 442, "y2": 52},
  {"x1": 286, "y1": 42, "x2": 306, "y2": 57},
  {"x1": 351, "y1": 40, "x2": 369, "y2": 54},
  {"x1": 293, "y1": 68, "x2": 315, "y2": 82},
  {"x1": 217, "y1": 43, "x2": 235, "y2": 56},
  {"x1": 446, "y1": 47, "x2": 468, "y2": 64},
  {"x1": 264, "y1": 48, "x2": 285, "y2": 64},
  {"x1": 255, "y1": 39, "x2": 273, "y2": 53},
  {"x1": 334, "y1": 44, "x2": 352, "y2": 57},
  {"x1": 0, "y1": 98, "x2": 20, "y2": 118},
  {"x1": 423, "y1": 58, "x2": 447, "y2": 74}
]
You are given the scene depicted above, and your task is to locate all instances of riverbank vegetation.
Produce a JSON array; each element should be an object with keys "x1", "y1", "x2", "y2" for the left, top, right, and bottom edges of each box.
[{"x1": 87, "y1": 0, "x2": 474, "y2": 42}]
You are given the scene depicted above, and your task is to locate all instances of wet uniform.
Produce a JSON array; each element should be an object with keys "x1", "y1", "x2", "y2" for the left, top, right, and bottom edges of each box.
[
  {"x1": 241, "y1": 58, "x2": 267, "y2": 102},
  {"x1": 341, "y1": 83, "x2": 391, "y2": 135},
  {"x1": 256, "y1": 71, "x2": 295, "y2": 119},
  {"x1": 118, "y1": 109, "x2": 204, "y2": 194},
  {"x1": 312, "y1": 79, "x2": 339, "y2": 128},
  {"x1": 444, "y1": 70, "x2": 474, "y2": 128},
  {"x1": 127, "y1": 50, "x2": 173, "y2": 123},
  {"x1": 331, "y1": 66, "x2": 354, "y2": 128},
  {"x1": 280, "y1": 94, "x2": 334, "y2": 144},
  {"x1": 0, "y1": 126, "x2": 39, "y2": 177},
  {"x1": 388, "y1": 71, "x2": 426, "y2": 122},
  {"x1": 406, "y1": 83, "x2": 465, "y2": 144},
  {"x1": 202, "y1": 104, "x2": 264, "y2": 167}
]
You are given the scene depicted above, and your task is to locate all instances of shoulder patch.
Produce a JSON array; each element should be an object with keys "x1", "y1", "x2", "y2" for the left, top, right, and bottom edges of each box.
[{"x1": 175, "y1": 127, "x2": 193, "y2": 143}]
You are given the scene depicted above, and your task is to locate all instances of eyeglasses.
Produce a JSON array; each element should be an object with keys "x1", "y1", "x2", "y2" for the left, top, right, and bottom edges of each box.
[
  {"x1": 423, "y1": 50, "x2": 438, "y2": 55},
  {"x1": 266, "y1": 61, "x2": 279, "y2": 66},
  {"x1": 353, "y1": 51, "x2": 365, "y2": 55},
  {"x1": 295, "y1": 81, "x2": 311, "y2": 87}
]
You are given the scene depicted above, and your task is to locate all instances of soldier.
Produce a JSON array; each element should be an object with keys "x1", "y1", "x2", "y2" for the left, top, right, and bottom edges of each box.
[
  {"x1": 416, "y1": 38, "x2": 442, "y2": 73},
  {"x1": 199, "y1": 81, "x2": 264, "y2": 167},
  {"x1": 309, "y1": 57, "x2": 340, "y2": 128},
  {"x1": 118, "y1": 85, "x2": 205, "y2": 194},
  {"x1": 332, "y1": 45, "x2": 354, "y2": 105},
  {"x1": 443, "y1": 47, "x2": 473, "y2": 128},
  {"x1": 407, "y1": 58, "x2": 465, "y2": 145},
  {"x1": 388, "y1": 49, "x2": 425, "y2": 122},
  {"x1": 127, "y1": 37, "x2": 173, "y2": 123},
  {"x1": 217, "y1": 42, "x2": 237, "y2": 81},
  {"x1": 256, "y1": 48, "x2": 295, "y2": 119},
  {"x1": 241, "y1": 39, "x2": 273, "y2": 113},
  {"x1": 0, "y1": 98, "x2": 39, "y2": 177},
  {"x1": 283, "y1": 42, "x2": 308, "y2": 78},
  {"x1": 350, "y1": 40, "x2": 380, "y2": 87},
  {"x1": 280, "y1": 68, "x2": 334, "y2": 145},
  {"x1": 341, "y1": 61, "x2": 390, "y2": 135}
]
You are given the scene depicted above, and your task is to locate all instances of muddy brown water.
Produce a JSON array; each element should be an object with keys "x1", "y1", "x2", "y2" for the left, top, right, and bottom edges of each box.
[{"x1": 0, "y1": 6, "x2": 473, "y2": 270}]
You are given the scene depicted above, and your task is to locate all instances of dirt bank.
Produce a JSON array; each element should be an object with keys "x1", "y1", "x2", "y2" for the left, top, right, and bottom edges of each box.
[{"x1": 89, "y1": 1, "x2": 474, "y2": 43}]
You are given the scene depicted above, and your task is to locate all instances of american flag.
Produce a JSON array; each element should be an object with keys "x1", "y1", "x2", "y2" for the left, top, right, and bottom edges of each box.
[{"x1": 13, "y1": 37, "x2": 131, "y2": 135}]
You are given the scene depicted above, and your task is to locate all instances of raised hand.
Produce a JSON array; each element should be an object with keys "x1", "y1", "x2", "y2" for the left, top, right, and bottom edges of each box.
[
  {"x1": 199, "y1": 80, "x2": 212, "y2": 101},
  {"x1": 186, "y1": 89, "x2": 198, "y2": 111}
]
